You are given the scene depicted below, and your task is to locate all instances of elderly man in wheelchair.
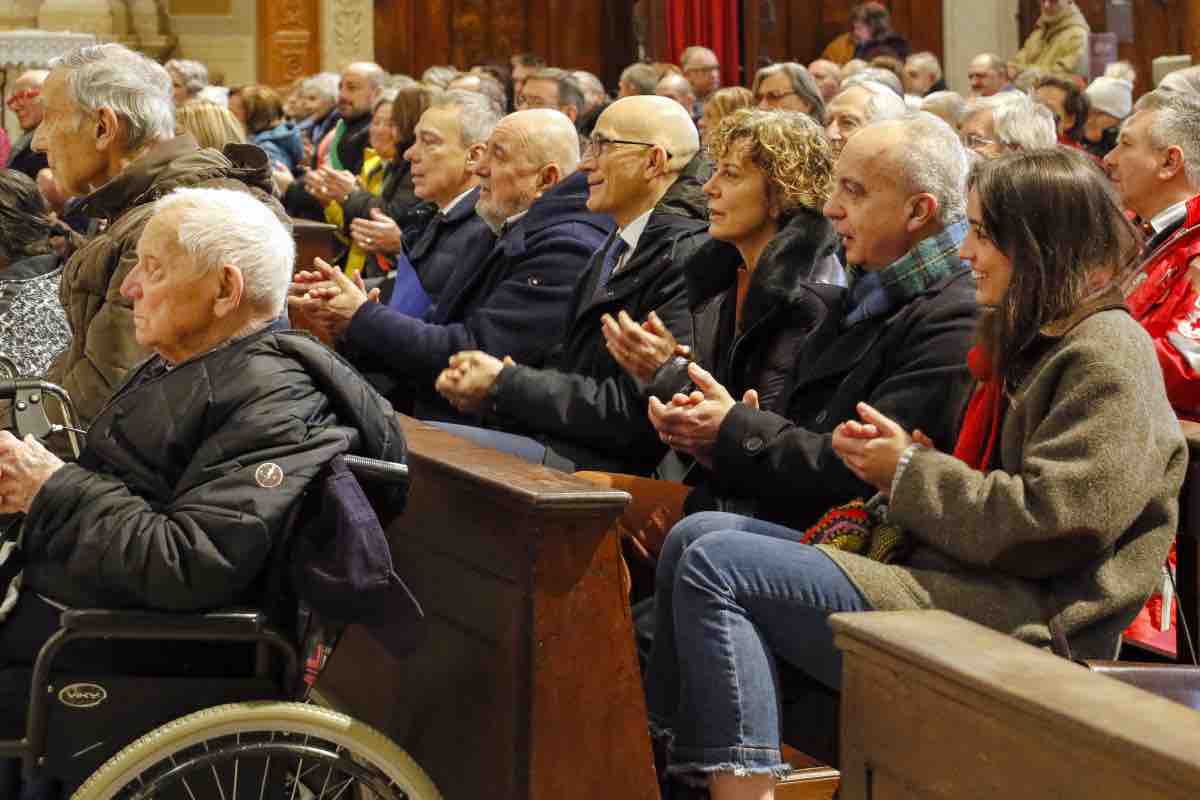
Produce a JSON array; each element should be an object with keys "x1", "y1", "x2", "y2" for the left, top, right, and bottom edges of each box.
[{"x1": 0, "y1": 187, "x2": 433, "y2": 800}]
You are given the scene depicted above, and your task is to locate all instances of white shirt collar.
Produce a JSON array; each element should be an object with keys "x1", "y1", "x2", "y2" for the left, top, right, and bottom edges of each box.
[
  {"x1": 440, "y1": 186, "x2": 476, "y2": 215},
  {"x1": 614, "y1": 208, "x2": 654, "y2": 273},
  {"x1": 1150, "y1": 198, "x2": 1190, "y2": 235}
]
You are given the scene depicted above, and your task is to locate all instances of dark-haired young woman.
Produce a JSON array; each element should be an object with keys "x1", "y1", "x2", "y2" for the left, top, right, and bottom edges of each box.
[{"x1": 644, "y1": 149, "x2": 1185, "y2": 800}]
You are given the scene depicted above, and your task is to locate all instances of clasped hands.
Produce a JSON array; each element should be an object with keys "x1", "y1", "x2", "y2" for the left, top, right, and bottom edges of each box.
[
  {"x1": 0, "y1": 431, "x2": 64, "y2": 515},
  {"x1": 435, "y1": 352, "x2": 515, "y2": 414},
  {"x1": 831, "y1": 403, "x2": 933, "y2": 496},
  {"x1": 287, "y1": 258, "x2": 380, "y2": 345}
]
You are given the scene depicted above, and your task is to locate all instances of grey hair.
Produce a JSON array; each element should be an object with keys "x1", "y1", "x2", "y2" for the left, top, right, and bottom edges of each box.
[
  {"x1": 964, "y1": 93, "x2": 1056, "y2": 151},
  {"x1": 973, "y1": 53, "x2": 1007, "y2": 74},
  {"x1": 1104, "y1": 60, "x2": 1137, "y2": 85},
  {"x1": 302, "y1": 72, "x2": 339, "y2": 103},
  {"x1": 165, "y1": 59, "x2": 209, "y2": 96},
  {"x1": 154, "y1": 187, "x2": 294, "y2": 316},
  {"x1": 876, "y1": 112, "x2": 969, "y2": 226},
  {"x1": 845, "y1": 67, "x2": 903, "y2": 97},
  {"x1": 906, "y1": 52, "x2": 941, "y2": 82},
  {"x1": 375, "y1": 88, "x2": 399, "y2": 111},
  {"x1": 920, "y1": 90, "x2": 967, "y2": 126},
  {"x1": 1132, "y1": 90, "x2": 1200, "y2": 187},
  {"x1": 384, "y1": 74, "x2": 419, "y2": 91},
  {"x1": 432, "y1": 89, "x2": 503, "y2": 147},
  {"x1": 681, "y1": 46, "x2": 718, "y2": 67},
  {"x1": 620, "y1": 63, "x2": 659, "y2": 95},
  {"x1": 51, "y1": 44, "x2": 175, "y2": 151},
  {"x1": 753, "y1": 62, "x2": 826, "y2": 120},
  {"x1": 835, "y1": 80, "x2": 907, "y2": 125},
  {"x1": 1159, "y1": 66, "x2": 1200, "y2": 96},
  {"x1": 571, "y1": 70, "x2": 607, "y2": 103},
  {"x1": 421, "y1": 66, "x2": 459, "y2": 89},
  {"x1": 529, "y1": 67, "x2": 585, "y2": 116}
]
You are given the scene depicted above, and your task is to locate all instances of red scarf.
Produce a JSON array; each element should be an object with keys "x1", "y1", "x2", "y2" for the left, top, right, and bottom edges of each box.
[{"x1": 952, "y1": 346, "x2": 1004, "y2": 470}]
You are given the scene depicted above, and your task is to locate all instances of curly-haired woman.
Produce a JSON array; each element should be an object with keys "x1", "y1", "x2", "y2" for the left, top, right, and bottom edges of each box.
[{"x1": 589, "y1": 108, "x2": 844, "y2": 591}]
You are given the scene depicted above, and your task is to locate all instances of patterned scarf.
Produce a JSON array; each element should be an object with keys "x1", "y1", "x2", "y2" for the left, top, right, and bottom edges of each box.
[{"x1": 842, "y1": 220, "x2": 968, "y2": 328}]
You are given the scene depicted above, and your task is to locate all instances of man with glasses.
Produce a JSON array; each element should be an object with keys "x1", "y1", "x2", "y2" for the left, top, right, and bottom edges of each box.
[
  {"x1": 4, "y1": 70, "x2": 47, "y2": 179},
  {"x1": 681, "y1": 46, "x2": 721, "y2": 113},
  {"x1": 516, "y1": 67, "x2": 585, "y2": 123},
  {"x1": 958, "y1": 93, "x2": 1056, "y2": 160},
  {"x1": 434, "y1": 95, "x2": 708, "y2": 474},
  {"x1": 290, "y1": 108, "x2": 611, "y2": 423},
  {"x1": 824, "y1": 80, "x2": 906, "y2": 157}
]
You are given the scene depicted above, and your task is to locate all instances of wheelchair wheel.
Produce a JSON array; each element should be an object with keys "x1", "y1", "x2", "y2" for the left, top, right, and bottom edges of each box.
[{"x1": 72, "y1": 700, "x2": 441, "y2": 800}]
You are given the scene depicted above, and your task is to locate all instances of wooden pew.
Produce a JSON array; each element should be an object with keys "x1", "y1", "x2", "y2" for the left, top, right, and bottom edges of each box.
[
  {"x1": 291, "y1": 218, "x2": 339, "y2": 271},
  {"x1": 316, "y1": 416, "x2": 658, "y2": 800},
  {"x1": 831, "y1": 610, "x2": 1200, "y2": 799}
]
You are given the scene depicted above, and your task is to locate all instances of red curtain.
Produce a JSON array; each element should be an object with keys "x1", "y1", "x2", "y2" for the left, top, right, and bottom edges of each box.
[{"x1": 665, "y1": 0, "x2": 741, "y2": 89}]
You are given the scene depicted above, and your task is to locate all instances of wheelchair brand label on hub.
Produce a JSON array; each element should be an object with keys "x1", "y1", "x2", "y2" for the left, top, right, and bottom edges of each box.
[{"x1": 58, "y1": 682, "x2": 107, "y2": 708}]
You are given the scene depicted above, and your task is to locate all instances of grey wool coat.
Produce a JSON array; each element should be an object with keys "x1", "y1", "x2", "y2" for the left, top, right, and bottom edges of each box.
[{"x1": 822, "y1": 291, "x2": 1187, "y2": 659}]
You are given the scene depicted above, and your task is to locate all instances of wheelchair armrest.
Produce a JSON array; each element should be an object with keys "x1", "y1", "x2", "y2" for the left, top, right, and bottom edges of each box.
[{"x1": 60, "y1": 608, "x2": 272, "y2": 639}]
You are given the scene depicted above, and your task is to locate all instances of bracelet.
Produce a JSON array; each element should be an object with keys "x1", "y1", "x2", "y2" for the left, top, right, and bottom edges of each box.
[{"x1": 890, "y1": 442, "x2": 925, "y2": 500}]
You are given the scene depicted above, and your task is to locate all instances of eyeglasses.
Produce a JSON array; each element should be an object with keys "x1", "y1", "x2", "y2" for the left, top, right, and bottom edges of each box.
[
  {"x1": 962, "y1": 133, "x2": 1001, "y2": 151},
  {"x1": 516, "y1": 94, "x2": 555, "y2": 109},
  {"x1": 583, "y1": 135, "x2": 672, "y2": 160},
  {"x1": 5, "y1": 88, "x2": 39, "y2": 109},
  {"x1": 755, "y1": 89, "x2": 797, "y2": 105},
  {"x1": 684, "y1": 65, "x2": 720, "y2": 74}
]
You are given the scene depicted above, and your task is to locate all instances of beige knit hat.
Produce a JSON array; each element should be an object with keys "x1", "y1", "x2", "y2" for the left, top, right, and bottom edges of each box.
[{"x1": 1085, "y1": 76, "x2": 1133, "y2": 119}]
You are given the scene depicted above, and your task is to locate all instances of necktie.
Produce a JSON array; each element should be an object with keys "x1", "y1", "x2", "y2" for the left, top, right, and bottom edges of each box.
[{"x1": 594, "y1": 236, "x2": 629, "y2": 299}]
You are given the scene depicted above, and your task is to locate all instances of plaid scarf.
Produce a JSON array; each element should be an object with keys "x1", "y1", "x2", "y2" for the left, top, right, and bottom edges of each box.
[{"x1": 842, "y1": 220, "x2": 968, "y2": 327}]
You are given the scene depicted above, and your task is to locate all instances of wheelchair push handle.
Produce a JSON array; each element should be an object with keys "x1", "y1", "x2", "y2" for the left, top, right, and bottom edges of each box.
[
  {"x1": 0, "y1": 378, "x2": 85, "y2": 459},
  {"x1": 342, "y1": 454, "x2": 409, "y2": 490}
]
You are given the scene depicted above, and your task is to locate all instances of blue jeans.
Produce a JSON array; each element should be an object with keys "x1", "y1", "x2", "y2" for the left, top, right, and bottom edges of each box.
[{"x1": 644, "y1": 512, "x2": 869, "y2": 779}]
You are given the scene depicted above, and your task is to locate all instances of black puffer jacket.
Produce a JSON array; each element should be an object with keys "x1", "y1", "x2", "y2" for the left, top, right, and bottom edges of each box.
[
  {"x1": 488, "y1": 155, "x2": 712, "y2": 473},
  {"x1": 21, "y1": 322, "x2": 405, "y2": 612}
]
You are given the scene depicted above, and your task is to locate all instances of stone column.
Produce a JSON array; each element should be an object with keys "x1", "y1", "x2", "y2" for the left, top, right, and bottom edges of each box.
[{"x1": 320, "y1": 0, "x2": 373, "y2": 72}]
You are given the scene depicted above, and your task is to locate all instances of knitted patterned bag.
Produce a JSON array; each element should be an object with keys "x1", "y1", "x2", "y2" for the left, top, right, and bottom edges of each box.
[{"x1": 801, "y1": 494, "x2": 913, "y2": 564}]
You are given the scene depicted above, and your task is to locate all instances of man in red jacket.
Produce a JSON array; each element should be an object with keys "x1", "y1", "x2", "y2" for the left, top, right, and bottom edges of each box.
[
  {"x1": 1104, "y1": 89, "x2": 1200, "y2": 649},
  {"x1": 1106, "y1": 90, "x2": 1200, "y2": 421}
]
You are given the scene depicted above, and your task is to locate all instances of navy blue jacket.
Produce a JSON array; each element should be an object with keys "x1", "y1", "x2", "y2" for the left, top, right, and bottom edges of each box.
[{"x1": 342, "y1": 170, "x2": 613, "y2": 420}]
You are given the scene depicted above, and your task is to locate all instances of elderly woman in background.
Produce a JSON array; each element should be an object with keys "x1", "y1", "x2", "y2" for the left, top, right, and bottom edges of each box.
[
  {"x1": 644, "y1": 148, "x2": 1183, "y2": 800},
  {"x1": 751, "y1": 62, "x2": 825, "y2": 123},
  {"x1": 176, "y1": 101, "x2": 246, "y2": 152},
  {"x1": 165, "y1": 58, "x2": 208, "y2": 107},
  {"x1": 0, "y1": 186, "x2": 404, "y2": 716},
  {"x1": 230, "y1": 85, "x2": 304, "y2": 173},
  {"x1": 0, "y1": 170, "x2": 68, "y2": 378},
  {"x1": 697, "y1": 86, "x2": 753, "y2": 150},
  {"x1": 315, "y1": 86, "x2": 436, "y2": 278},
  {"x1": 958, "y1": 92, "x2": 1057, "y2": 160}
]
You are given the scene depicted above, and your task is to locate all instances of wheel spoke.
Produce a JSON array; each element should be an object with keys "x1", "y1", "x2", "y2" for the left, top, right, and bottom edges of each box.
[{"x1": 170, "y1": 754, "x2": 199, "y2": 800}]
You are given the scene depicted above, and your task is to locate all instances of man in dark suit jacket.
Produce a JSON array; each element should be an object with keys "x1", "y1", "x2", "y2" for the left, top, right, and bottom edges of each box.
[
  {"x1": 434, "y1": 96, "x2": 709, "y2": 474},
  {"x1": 289, "y1": 108, "x2": 612, "y2": 422}
]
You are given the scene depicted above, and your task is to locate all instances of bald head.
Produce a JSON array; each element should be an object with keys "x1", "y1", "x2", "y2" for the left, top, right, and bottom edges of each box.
[
  {"x1": 12, "y1": 69, "x2": 48, "y2": 131},
  {"x1": 655, "y1": 73, "x2": 697, "y2": 114},
  {"x1": 602, "y1": 95, "x2": 698, "y2": 168},
  {"x1": 338, "y1": 61, "x2": 384, "y2": 120},
  {"x1": 809, "y1": 59, "x2": 842, "y2": 102},
  {"x1": 507, "y1": 108, "x2": 580, "y2": 173}
]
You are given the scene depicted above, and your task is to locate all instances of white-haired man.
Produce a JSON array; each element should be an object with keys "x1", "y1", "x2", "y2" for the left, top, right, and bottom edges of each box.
[
  {"x1": 31, "y1": 43, "x2": 283, "y2": 426},
  {"x1": 1105, "y1": 90, "x2": 1200, "y2": 419},
  {"x1": 968, "y1": 53, "x2": 1010, "y2": 98},
  {"x1": 290, "y1": 109, "x2": 613, "y2": 422},
  {"x1": 904, "y1": 51, "x2": 946, "y2": 96},
  {"x1": 824, "y1": 79, "x2": 907, "y2": 156},
  {"x1": 648, "y1": 112, "x2": 977, "y2": 534},
  {"x1": 959, "y1": 92, "x2": 1057, "y2": 159},
  {"x1": 0, "y1": 186, "x2": 404, "y2": 750},
  {"x1": 655, "y1": 72, "x2": 697, "y2": 116},
  {"x1": 5, "y1": 69, "x2": 49, "y2": 180}
]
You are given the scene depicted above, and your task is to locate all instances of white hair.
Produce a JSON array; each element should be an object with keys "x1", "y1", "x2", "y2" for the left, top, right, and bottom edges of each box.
[
  {"x1": 963, "y1": 93, "x2": 1057, "y2": 151},
  {"x1": 836, "y1": 80, "x2": 907, "y2": 125},
  {"x1": 876, "y1": 112, "x2": 969, "y2": 226},
  {"x1": 907, "y1": 52, "x2": 942, "y2": 82},
  {"x1": 1132, "y1": 90, "x2": 1200, "y2": 188},
  {"x1": 433, "y1": 89, "x2": 502, "y2": 147},
  {"x1": 154, "y1": 188, "x2": 295, "y2": 316},
  {"x1": 1104, "y1": 60, "x2": 1137, "y2": 85},
  {"x1": 846, "y1": 68, "x2": 903, "y2": 97},
  {"x1": 52, "y1": 44, "x2": 175, "y2": 151},
  {"x1": 165, "y1": 59, "x2": 209, "y2": 96},
  {"x1": 920, "y1": 90, "x2": 967, "y2": 125},
  {"x1": 302, "y1": 72, "x2": 340, "y2": 103}
]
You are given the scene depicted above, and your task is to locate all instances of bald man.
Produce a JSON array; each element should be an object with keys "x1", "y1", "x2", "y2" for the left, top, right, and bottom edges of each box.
[
  {"x1": 6, "y1": 69, "x2": 50, "y2": 180},
  {"x1": 809, "y1": 58, "x2": 842, "y2": 102},
  {"x1": 655, "y1": 72, "x2": 698, "y2": 118},
  {"x1": 291, "y1": 108, "x2": 612, "y2": 423},
  {"x1": 434, "y1": 96, "x2": 714, "y2": 474}
]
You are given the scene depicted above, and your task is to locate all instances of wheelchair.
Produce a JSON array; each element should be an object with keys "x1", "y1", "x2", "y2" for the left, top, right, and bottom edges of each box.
[{"x1": 0, "y1": 369, "x2": 443, "y2": 800}]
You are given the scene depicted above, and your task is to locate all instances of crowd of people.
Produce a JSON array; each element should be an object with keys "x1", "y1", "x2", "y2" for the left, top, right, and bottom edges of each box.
[{"x1": 0, "y1": 0, "x2": 1198, "y2": 798}]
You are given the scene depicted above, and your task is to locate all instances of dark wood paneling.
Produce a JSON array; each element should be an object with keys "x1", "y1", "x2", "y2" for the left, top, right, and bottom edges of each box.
[
  {"x1": 373, "y1": 0, "x2": 635, "y2": 93},
  {"x1": 743, "y1": 0, "x2": 943, "y2": 87}
]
